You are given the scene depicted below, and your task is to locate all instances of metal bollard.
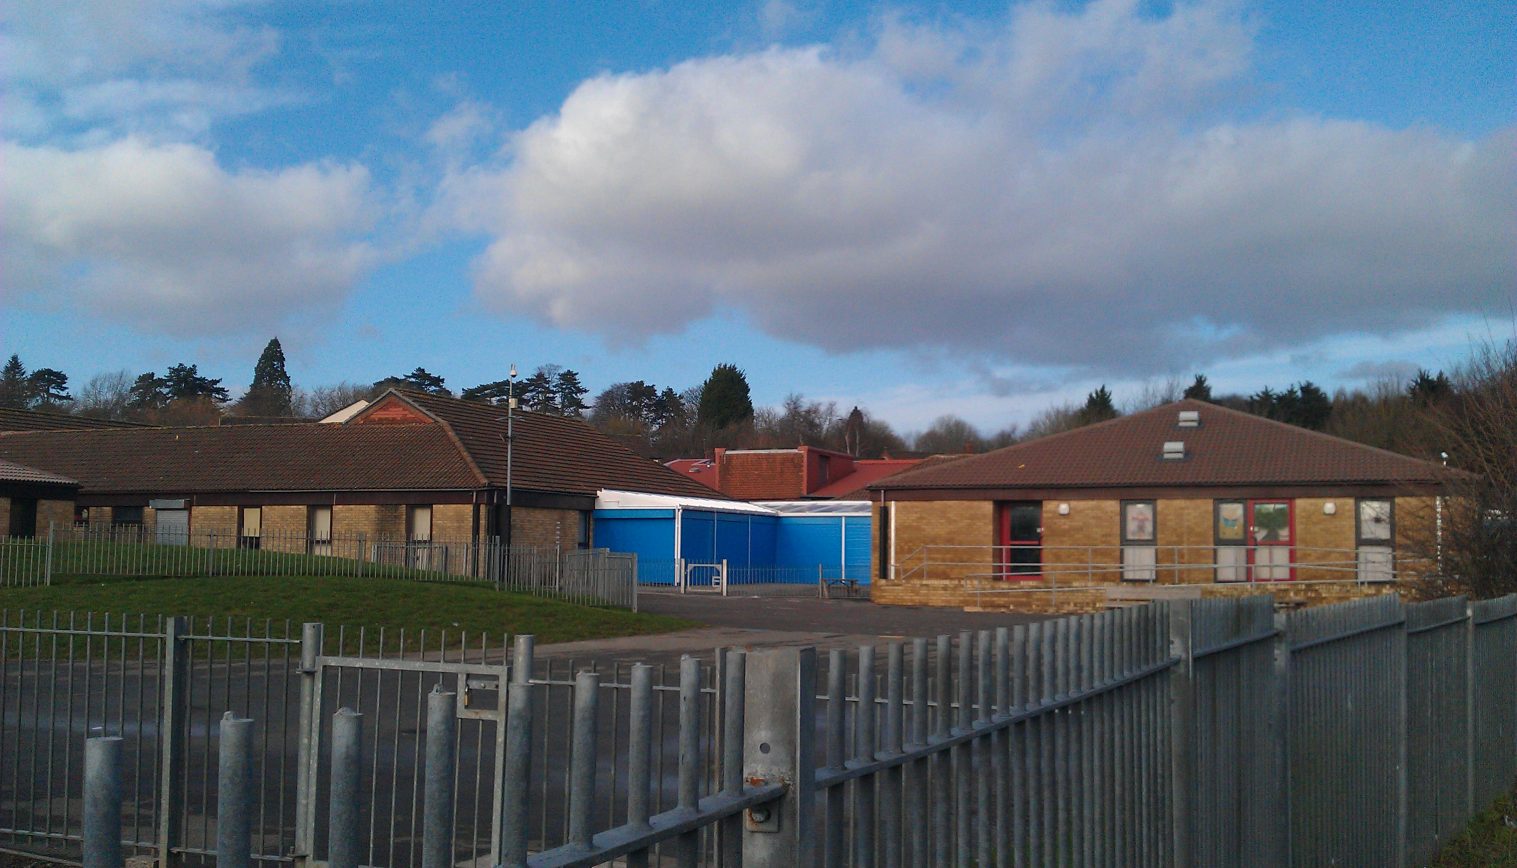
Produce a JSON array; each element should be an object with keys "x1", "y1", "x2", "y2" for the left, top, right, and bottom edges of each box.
[
  {"x1": 84, "y1": 736, "x2": 124, "y2": 868},
  {"x1": 422, "y1": 688, "x2": 457, "y2": 868},
  {"x1": 328, "y1": 708, "x2": 364, "y2": 868},
  {"x1": 217, "y1": 713, "x2": 255, "y2": 868}
]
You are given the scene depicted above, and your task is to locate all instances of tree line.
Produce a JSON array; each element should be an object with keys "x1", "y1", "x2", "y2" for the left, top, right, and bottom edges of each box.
[{"x1": 0, "y1": 339, "x2": 1492, "y2": 469}]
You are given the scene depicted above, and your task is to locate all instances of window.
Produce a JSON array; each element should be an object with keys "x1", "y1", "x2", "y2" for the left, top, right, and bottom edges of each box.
[
  {"x1": 406, "y1": 505, "x2": 432, "y2": 542},
  {"x1": 239, "y1": 507, "x2": 262, "y2": 550},
  {"x1": 1121, "y1": 500, "x2": 1157, "y2": 581},
  {"x1": 577, "y1": 511, "x2": 591, "y2": 549},
  {"x1": 8, "y1": 498, "x2": 38, "y2": 538},
  {"x1": 1214, "y1": 500, "x2": 1247, "y2": 582},
  {"x1": 112, "y1": 506, "x2": 144, "y2": 525},
  {"x1": 74, "y1": 506, "x2": 90, "y2": 526},
  {"x1": 1356, "y1": 498, "x2": 1394, "y2": 582},
  {"x1": 307, "y1": 506, "x2": 332, "y2": 556},
  {"x1": 878, "y1": 504, "x2": 892, "y2": 581}
]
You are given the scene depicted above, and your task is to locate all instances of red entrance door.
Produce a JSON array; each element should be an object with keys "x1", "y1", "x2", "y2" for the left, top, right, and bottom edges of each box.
[
  {"x1": 998, "y1": 502, "x2": 1042, "y2": 579},
  {"x1": 1247, "y1": 500, "x2": 1294, "y2": 581}
]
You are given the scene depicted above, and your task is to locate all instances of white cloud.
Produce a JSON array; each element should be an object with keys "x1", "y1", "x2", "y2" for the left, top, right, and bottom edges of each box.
[
  {"x1": 1, "y1": 0, "x2": 284, "y2": 141},
  {"x1": 447, "y1": 0, "x2": 1516, "y2": 376},
  {"x1": 1, "y1": 138, "x2": 377, "y2": 334}
]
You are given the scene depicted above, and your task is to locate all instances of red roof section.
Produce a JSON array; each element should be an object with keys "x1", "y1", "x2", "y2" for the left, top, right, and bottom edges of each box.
[
  {"x1": 665, "y1": 459, "x2": 722, "y2": 492},
  {"x1": 810, "y1": 459, "x2": 923, "y2": 499},
  {"x1": 876, "y1": 400, "x2": 1455, "y2": 492}
]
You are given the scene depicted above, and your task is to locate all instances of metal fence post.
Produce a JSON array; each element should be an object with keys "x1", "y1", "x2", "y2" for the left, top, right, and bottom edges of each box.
[
  {"x1": 294, "y1": 622, "x2": 324, "y2": 865},
  {"x1": 85, "y1": 736, "x2": 124, "y2": 868},
  {"x1": 1268, "y1": 609, "x2": 1291, "y2": 867},
  {"x1": 158, "y1": 616, "x2": 190, "y2": 868},
  {"x1": 1394, "y1": 605, "x2": 1410, "y2": 868},
  {"x1": 1166, "y1": 600, "x2": 1195, "y2": 867},
  {"x1": 742, "y1": 646, "x2": 816, "y2": 867},
  {"x1": 329, "y1": 708, "x2": 364, "y2": 868},
  {"x1": 217, "y1": 714, "x2": 255, "y2": 868},
  {"x1": 423, "y1": 688, "x2": 457, "y2": 868},
  {"x1": 1466, "y1": 601, "x2": 1477, "y2": 818}
]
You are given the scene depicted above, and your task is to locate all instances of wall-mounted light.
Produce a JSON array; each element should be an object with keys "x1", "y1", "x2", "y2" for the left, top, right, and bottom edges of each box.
[
  {"x1": 1057, "y1": 503, "x2": 1070, "y2": 516},
  {"x1": 1323, "y1": 502, "x2": 1337, "y2": 516}
]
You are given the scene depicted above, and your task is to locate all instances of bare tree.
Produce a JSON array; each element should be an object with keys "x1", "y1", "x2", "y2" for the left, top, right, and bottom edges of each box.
[
  {"x1": 294, "y1": 382, "x2": 372, "y2": 419},
  {"x1": 913, "y1": 415, "x2": 983, "y2": 454},
  {"x1": 1421, "y1": 340, "x2": 1517, "y2": 598},
  {"x1": 74, "y1": 370, "x2": 135, "y2": 420}
]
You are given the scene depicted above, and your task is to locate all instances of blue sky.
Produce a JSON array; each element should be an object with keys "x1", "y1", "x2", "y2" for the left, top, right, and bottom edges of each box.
[{"x1": 2, "y1": 0, "x2": 1513, "y2": 435}]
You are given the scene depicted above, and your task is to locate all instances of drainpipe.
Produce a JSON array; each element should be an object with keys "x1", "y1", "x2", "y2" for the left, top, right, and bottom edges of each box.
[{"x1": 673, "y1": 504, "x2": 683, "y2": 586}]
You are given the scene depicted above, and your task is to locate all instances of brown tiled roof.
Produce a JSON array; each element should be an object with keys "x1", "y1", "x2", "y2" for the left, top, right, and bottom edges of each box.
[
  {"x1": 0, "y1": 407, "x2": 147, "y2": 432},
  {"x1": 0, "y1": 458, "x2": 77, "y2": 487},
  {"x1": 360, "y1": 390, "x2": 726, "y2": 499},
  {"x1": 0, "y1": 424, "x2": 481, "y2": 493},
  {"x1": 876, "y1": 400, "x2": 1454, "y2": 492}
]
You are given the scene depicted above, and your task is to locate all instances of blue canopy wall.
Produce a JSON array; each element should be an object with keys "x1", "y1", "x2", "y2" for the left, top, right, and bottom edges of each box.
[{"x1": 594, "y1": 497, "x2": 872, "y2": 585}]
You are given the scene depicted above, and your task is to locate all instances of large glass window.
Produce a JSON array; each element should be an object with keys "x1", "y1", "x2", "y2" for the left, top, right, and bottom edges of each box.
[
  {"x1": 1215, "y1": 500, "x2": 1247, "y2": 582},
  {"x1": 1356, "y1": 498, "x2": 1394, "y2": 582},
  {"x1": 239, "y1": 507, "x2": 262, "y2": 550},
  {"x1": 1121, "y1": 500, "x2": 1157, "y2": 581}
]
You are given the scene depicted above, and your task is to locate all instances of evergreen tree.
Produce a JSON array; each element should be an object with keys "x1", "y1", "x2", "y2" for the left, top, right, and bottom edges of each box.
[
  {"x1": 518, "y1": 369, "x2": 556, "y2": 412},
  {"x1": 1407, "y1": 368, "x2": 1452, "y2": 405},
  {"x1": 129, "y1": 372, "x2": 170, "y2": 411},
  {"x1": 1076, "y1": 385, "x2": 1119, "y2": 426},
  {"x1": 460, "y1": 380, "x2": 512, "y2": 404},
  {"x1": 164, "y1": 363, "x2": 230, "y2": 403},
  {"x1": 554, "y1": 369, "x2": 588, "y2": 416},
  {"x1": 697, "y1": 363, "x2": 754, "y2": 430},
  {"x1": 1182, "y1": 374, "x2": 1212, "y2": 401},
  {"x1": 28, "y1": 368, "x2": 71, "y2": 408},
  {"x1": 374, "y1": 368, "x2": 450, "y2": 396},
  {"x1": 0, "y1": 355, "x2": 30, "y2": 408},
  {"x1": 242, "y1": 338, "x2": 293, "y2": 415}
]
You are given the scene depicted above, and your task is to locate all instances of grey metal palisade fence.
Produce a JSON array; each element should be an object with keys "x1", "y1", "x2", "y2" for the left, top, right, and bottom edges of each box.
[
  {"x1": 0, "y1": 526, "x2": 638, "y2": 610},
  {"x1": 5, "y1": 592, "x2": 1517, "y2": 867}
]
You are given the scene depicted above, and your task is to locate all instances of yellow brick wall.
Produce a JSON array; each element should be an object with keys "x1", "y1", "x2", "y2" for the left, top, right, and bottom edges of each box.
[
  {"x1": 885, "y1": 500, "x2": 995, "y2": 582},
  {"x1": 511, "y1": 507, "x2": 585, "y2": 550},
  {"x1": 38, "y1": 499, "x2": 73, "y2": 533},
  {"x1": 260, "y1": 505, "x2": 310, "y2": 553},
  {"x1": 1294, "y1": 498, "x2": 1354, "y2": 582},
  {"x1": 1394, "y1": 496, "x2": 1439, "y2": 574},
  {"x1": 432, "y1": 504, "x2": 473, "y2": 541},
  {"x1": 1155, "y1": 499, "x2": 1214, "y2": 583},
  {"x1": 192, "y1": 506, "x2": 239, "y2": 540},
  {"x1": 333, "y1": 504, "x2": 404, "y2": 540},
  {"x1": 1043, "y1": 500, "x2": 1121, "y2": 584},
  {"x1": 0, "y1": 498, "x2": 8, "y2": 533}
]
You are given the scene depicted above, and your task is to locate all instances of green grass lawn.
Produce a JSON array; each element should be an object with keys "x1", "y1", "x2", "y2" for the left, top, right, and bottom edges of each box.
[
  {"x1": 0, "y1": 573, "x2": 695, "y2": 653},
  {"x1": 1433, "y1": 790, "x2": 1517, "y2": 866}
]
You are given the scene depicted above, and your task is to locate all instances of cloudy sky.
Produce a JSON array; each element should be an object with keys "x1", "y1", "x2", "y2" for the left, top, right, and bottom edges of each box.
[{"x1": 2, "y1": 0, "x2": 1513, "y2": 433}]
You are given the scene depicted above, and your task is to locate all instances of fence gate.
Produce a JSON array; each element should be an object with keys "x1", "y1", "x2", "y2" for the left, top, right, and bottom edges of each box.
[
  {"x1": 680, "y1": 560, "x2": 729, "y2": 595},
  {"x1": 297, "y1": 626, "x2": 512, "y2": 868}
]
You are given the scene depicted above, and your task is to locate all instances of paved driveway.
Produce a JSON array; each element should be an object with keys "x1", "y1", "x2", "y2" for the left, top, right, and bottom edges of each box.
[{"x1": 537, "y1": 589, "x2": 1050, "y2": 663}]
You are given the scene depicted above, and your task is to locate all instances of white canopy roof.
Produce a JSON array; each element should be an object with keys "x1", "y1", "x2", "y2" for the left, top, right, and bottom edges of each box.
[{"x1": 596, "y1": 489, "x2": 777, "y2": 516}]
